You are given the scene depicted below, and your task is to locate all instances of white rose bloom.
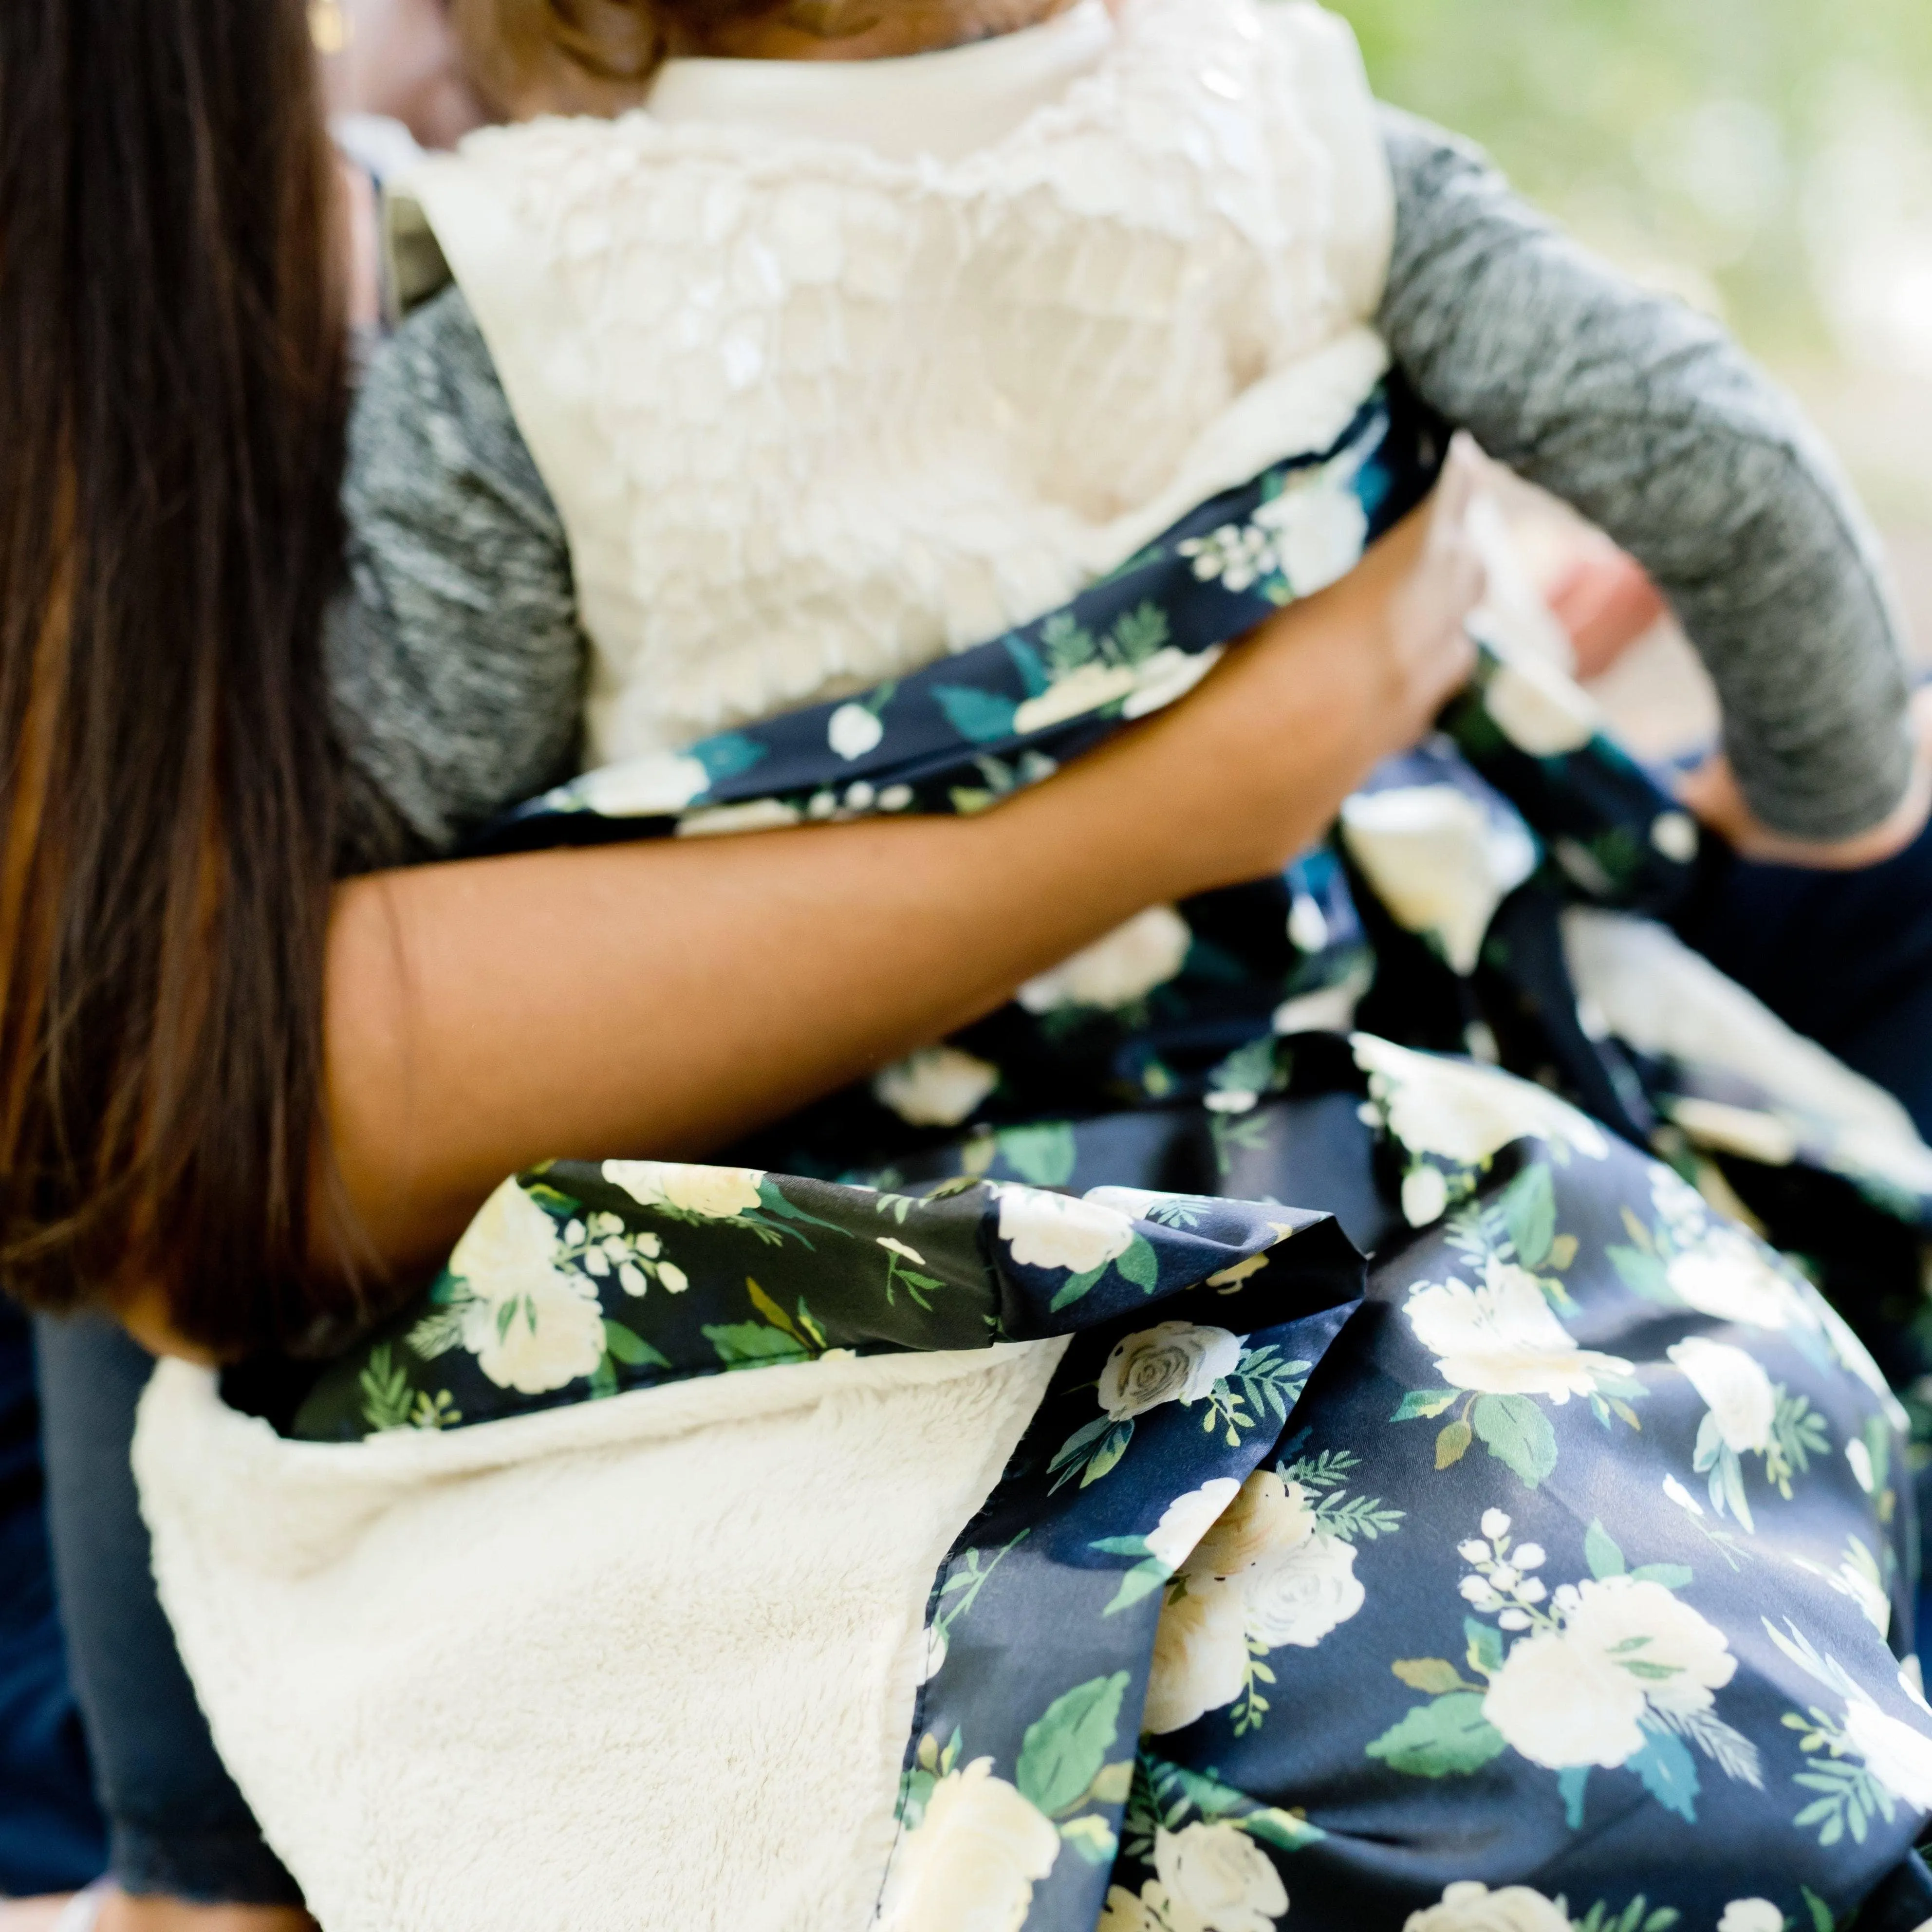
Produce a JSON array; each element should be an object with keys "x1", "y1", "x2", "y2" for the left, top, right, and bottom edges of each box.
[
  {"x1": 1144, "y1": 1478, "x2": 1245, "y2": 1575},
  {"x1": 996, "y1": 1186, "x2": 1136, "y2": 1274},
  {"x1": 1560, "y1": 1575, "x2": 1737, "y2": 1719},
  {"x1": 1405, "y1": 1256, "x2": 1633, "y2": 1402},
  {"x1": 1668, "y1": 1337, "x2": 1777, "y2": 1455},
  {"x1": 1153, "y1": 1821, "x2": 1288, "y2": 1932},
  {"x1": 603, "y1": 1160, "x2": 765, "y2": 1220},
  {"x1": 1844, "y1": 1694, "x2": 1932, "y2": 1808},
  {"x1": 1352, "y1": 1034, "x2": 1610, "y2": 1167},
  {"x1": 1100, "y1": 1325, "x2": 1244, "y2": 1423},
  {"x1": 876, "y1": 1758, "x2": 1060, "y2": 1932},
  {"x1": 1340, "y1": 787, "x2": 1537, "y2": 976},
  {"x1": 576, "y1": 750, "x2": 711, "y2": 817},
  {"x1": 1019, "y1": 906, "x2": 1193, "y2": 1013},
  {"x1": 873, "y1": 1046, "x2": 1000, "y2": 1127},
  {"x1": 1145, "y1": 1576, "x2": 1250, "y2": 1734},
  {"x1": 1717, "y1": 1904, "x2": 1785, "y2": 1932},
  {"x1": 1241, "y1": 1531, "x2": 1365, "y2": 1651},
  {"x1": 1013, "y1": 660, "x2": 1141, "y2": 734},
  {"x1": 827, "y1": 702, "x2": 884, "y2": 761},
  {"x1": 1401, "y1": 1165, "x2": 1450, "y2": 1227},
  {"x1": 1404, "y1": 1881, "x2": 1573, "y2": 1932},
  {"x1": 1481, "y1": 1629, "x2": 1648, "y2": 1769},
  {"x1": 1255, "y1": 480, "x2": 1369, "y2": 597},
  {"x1": 463, "y1": 1272, "x2": 609, "y2": 1395},
  {"x1": 1664, "y1": 1229, "x2": 1808, "y2": 1331},
  {"x1": 1184, "y1": 1471, "x2": 1316, "y2": 1579},
  {"x1": 1121, "y1": 645, "x2": 1224, "y2": 720},
  {"x1": 1099, "y1": 1888, "x2": 1167, "y2": 1932},
  {"x1": 1483, "y1": 654, "x2": 1600, "y2": 757},
  {"x1": 449, "y1": 1180, "x2": 608, "y2": 1395}
]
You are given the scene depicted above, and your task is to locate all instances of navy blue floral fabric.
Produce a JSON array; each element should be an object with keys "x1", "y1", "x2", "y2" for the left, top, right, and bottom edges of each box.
[{"x1": 270, "y1": 374, "x2": 1932, "y2": 1927}]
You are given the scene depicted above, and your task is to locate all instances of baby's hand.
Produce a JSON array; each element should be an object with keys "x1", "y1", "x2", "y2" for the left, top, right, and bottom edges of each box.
[{"x1": 1679, "y1": 687, "x2": 1932, "y2": 870}]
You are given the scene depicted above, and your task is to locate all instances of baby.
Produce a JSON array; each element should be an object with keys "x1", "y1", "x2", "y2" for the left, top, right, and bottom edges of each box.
[{"x1": 328, "y1": 0, "x2": 1920, "y2": 877}]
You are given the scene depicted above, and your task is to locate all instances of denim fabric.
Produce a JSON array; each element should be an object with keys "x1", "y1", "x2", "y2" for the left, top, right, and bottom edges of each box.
[
  {"x1": 0, "y1": 1299, "x2": 105, "y2": 1896},
  {"x1": 33, "y1": 1315, "x2": 301, "y2": 1907}
]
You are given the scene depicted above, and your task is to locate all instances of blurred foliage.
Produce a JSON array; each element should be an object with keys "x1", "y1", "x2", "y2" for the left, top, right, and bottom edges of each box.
[{"x1": 1332, "y1": 0, "x2": 1932, "y2": 360}]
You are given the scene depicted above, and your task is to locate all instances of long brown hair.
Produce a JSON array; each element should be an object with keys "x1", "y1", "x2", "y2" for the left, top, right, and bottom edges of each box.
[{"x1": 0, "y1": 0, "x2": 356, "y2": 1353}]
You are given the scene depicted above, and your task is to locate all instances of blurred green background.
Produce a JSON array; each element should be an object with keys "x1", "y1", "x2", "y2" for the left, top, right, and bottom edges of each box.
[{"x1": 1334, "y1": 0, "x2": 1932, "y2": 549}]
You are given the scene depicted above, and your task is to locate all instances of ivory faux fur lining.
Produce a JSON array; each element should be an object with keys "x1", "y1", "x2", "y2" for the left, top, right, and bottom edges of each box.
[{"x1": 136, "y1": 1339, "x2": 1067, "y2": 1932}]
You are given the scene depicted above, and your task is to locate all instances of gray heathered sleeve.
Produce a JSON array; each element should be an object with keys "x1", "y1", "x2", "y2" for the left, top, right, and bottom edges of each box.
[
  {"x1": 1377, "y1": 106, "x2": 1916, "y2": 843},
  {"x1": 328, "y1": 284, "x2": 587, "y2": 870}
]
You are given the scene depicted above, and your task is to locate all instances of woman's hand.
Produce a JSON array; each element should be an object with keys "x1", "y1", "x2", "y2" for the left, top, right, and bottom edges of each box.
[
  {"x1": 322, "y1": 475, "x2": 1485, "y2": 1284},
  {"x1": 1678, "y1": 687, "x2": 1932, "y2": 871},
  {"x1": 1110, "y1": 440, "x2": 1484, "y2": 896}
]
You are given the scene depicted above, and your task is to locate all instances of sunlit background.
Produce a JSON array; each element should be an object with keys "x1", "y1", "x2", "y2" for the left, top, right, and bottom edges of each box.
[{"x1": 1335, "y1": 0, "x2": 1932, "y2": 735}]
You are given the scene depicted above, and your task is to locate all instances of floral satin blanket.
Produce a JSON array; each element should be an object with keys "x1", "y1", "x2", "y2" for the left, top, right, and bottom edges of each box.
[{"x1": 264, "y1": 378, "x2": 1932, "y2": 1927}]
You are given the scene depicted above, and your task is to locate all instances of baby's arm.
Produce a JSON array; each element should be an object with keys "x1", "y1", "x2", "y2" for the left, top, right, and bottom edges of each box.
[
  {"x1": 1376, "y1": 107, "x2": 1917, "y2": 849},
  {"x1": 330, "y1": 284, "x2": 588, "y2": 869}
]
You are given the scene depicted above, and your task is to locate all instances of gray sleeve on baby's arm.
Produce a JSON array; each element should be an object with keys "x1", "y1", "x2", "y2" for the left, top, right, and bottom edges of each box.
[
  {"x1": 1376, "y1": 106, "x2": 1915, "y2": 843},
  {"x1": 329, "y1": 284, "x2": 587, "y2": 871}
]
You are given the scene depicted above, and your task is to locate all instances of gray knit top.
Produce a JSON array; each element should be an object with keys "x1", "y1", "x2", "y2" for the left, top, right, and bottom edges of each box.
[{"x1": 329, "y1": 111, "x2": 1915, "y2": 869}]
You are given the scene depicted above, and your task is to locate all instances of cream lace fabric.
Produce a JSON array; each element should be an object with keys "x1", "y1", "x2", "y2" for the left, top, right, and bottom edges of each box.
[{"x1": 406, "y1": 0, "x2": 1393, "y2": 763}]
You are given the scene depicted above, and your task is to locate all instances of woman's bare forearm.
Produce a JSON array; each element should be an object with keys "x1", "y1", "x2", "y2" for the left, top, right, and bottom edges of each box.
[{"x1": 324, "y1": 499, "x2": 1474, "y2": 1275}]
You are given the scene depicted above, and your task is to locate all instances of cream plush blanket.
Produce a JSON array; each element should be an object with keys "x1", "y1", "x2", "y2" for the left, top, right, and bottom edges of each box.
[{"x1": 137, "y1": 1340, "x2": 1063, "y2": 1932}]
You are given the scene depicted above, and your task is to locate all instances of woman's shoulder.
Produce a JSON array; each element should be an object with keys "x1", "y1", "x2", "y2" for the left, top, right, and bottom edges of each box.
[{"x1": 352, "y1": 284, "x2": 545, "y2": 511}]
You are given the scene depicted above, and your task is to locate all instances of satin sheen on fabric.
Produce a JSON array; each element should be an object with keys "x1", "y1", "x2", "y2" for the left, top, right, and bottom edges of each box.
[{"x1": 137, "y1": 389, "x2": 1932, "y2": 1928}]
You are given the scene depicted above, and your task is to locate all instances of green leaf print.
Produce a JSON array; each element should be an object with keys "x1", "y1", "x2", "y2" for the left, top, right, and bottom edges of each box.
[
  {"x1": 702, "y1": 1322, "x2": 811, "y2": 1370},
  {"x1": 1391, "y1": 1658, "x2": 1469, "y2": 1696},
  {"x1": 996, "y1": 1122, "x2": 1078, "y2": 1188},
  {"x1": 933, "y1": 686, "x2": 1019, "y2": 744},
  {"x1": 1500, "y1": 1163, "x2": 1557, "y2": 1271},
  {"x1": 1003, "y1": 634, "x2": 1050, "y2": 697},
  {"x1": 1436, "y1": 1418, "x2": 1474, "y2": 1468},
  {"x1": 602, "y1": 1321, "x2": 670, "y2": 1370},
  {"x1": 1584, "y1": 1520, "x2": 1626, "y2": 1579},
  {"x1": 690, "y1": 731, "x2": 766, "y2": 781},
  {"x1": 1607, "y1": 1244, "x2": 1673, "y2": 1304},
  {"x1": 1115, "y1": 1234, "x2": 1160, "y2": 1292},
  {"x1": 1016, "y1": 1672, "x2": 1129, "y2": 1817},
  {"x1": 1626, "y1": 1725, "x2": 1700, "y2": 1822},
  {"x1": 357, "y1": 1344, "x2": 416, "y2": 1433},
  {"x1": 1084, "y1": 1422, "x2": 1133, "y2": 1487},
  {"x1": 1464, "y1": 1616, "x2": 1504, "y2": 1676},
  {"x1": 1472, "y1": 1393, "x2": 1559, "y2": 1488},
  {"x1": 1365, "y1": 1692, "x2": 1506, "y2": 1778},
  {"x1": 1630, "y1": 1563, "x2": 1694, "y2": 1590},
  {"x1": 1391, "y1": 1388, "x2": 1458, "y2": 1421},
  {"x1": 1102, "y1": 1560, "x2": 1170, "y2": 1616},
  {"x1": 1109, "y1": 601, "x2": 1170, "y2": 665}
]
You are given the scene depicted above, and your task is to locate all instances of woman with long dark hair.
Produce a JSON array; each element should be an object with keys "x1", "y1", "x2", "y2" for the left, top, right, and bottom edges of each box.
[
  {"x1": 0, "y1": 0, "x2": 1492, "y2": 1920},
  {"x1": 19, "y1": 0, "x2": 1932, "y2": 1920}
]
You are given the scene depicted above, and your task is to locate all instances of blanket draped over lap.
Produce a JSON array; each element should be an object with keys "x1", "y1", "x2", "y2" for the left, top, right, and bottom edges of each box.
[{"x1": 137, "y1": 379, "x2": 1932, "y2": 1932}]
